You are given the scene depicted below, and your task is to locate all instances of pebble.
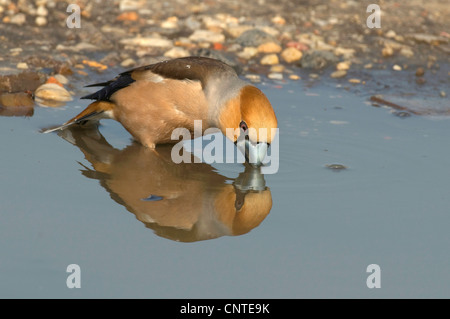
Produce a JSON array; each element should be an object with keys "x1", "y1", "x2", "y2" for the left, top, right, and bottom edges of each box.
[
  {"x1": 257, "y1": 42, "x2": 282, "y2": 54},
  {"x1": 415, "y1": 67, "x2": 425, "y2": 77},
  {"x1": 161, "y1": 16, "x2": 178, "y2": 29},
  {"x1": 271, "y1": 15, "x2": 286, "y2": 25},
  {"x1": 300, "y1": 50, "x2": 338, "y2": 69},
  {"x1": 382, "y1": 45, "x2": 394, "y2": 57},
  {"x1": 83, "y1": 60, "x2": 108, "y2": 71},
  {"x1": 325, "y1": 164, "x2": 347, "y2": 171},
  {"x1": 289, "y1": 74, "x2": 301, "y2": 80},
  {"x1": 120, "y1": 37, "x2": 173, "y2": 48},
  {"x1": 330, "y1": 70, "x2": 347, "y2": 78},
  {"x1": 333, "y1": 47, "x2": 355, "y2": 59},
  {"x1": 280, "y1": 47, "x2": 302, "y2": 63},
  {"x1": 116, "y1": 11, "x2": 139, "y2": 21},
  {"x1": 336, "y1": 61, "x2": 350, "y2": 71},
  {"x1": 35, "y1": 16, "x2": 47, "y2": 26},
  {"x1": 16, "y1": 62, "x2": 29, "y2": 70},
  {"x1": 440, "y1": 91, "x2": 447, "y2": 98},
  {"x1": 260, "y1": 54, "x2": 279, "y2": 65},
  {"x1": 189, "y1": 30, "x2": 225, "y2": 43},
  {"x1": 10, "y1": 13, "x2": 26, "y2": 25},
  {"x1": 348, "y1": 78, "x2": 361, "y2": 84},
  {"x1": 235, "y1": 29, "x2": 274, "y2": 47},
  {"x1": 34, "y1": 83, "x2": 72, "y2": 102},
  {"x1": 164, "y1": 47, "x2": 190, "y2": 59},
  {"x1": 119, "y1": 0, "x2": 143, "y2": 11},
  {"x1": 56, "y1": 42, "x2": 99, "y2": 51},
  {"x1": 393, "y1": 64, "x2": 402, "y2": 71},
  {"x1": 36, "y1": 5, "x2": 48, "y2": 16},
  {"x1": 237, "y1": 47, "x2": 258, "y2": 60},
  {"x1": 244, "y1": 74, "x2": 261, "y2": 83},
  {"x1": 226, "y1": 25, "x2": 252, "y2": 38},
  {"x1": 393, "y1": 111, "x2": 411, "y2": 118},
  {"x1": 400, "y1": 47, "x2": 414, "y2": 58},
  {"x1": 120, "y1": 58, "x2": 136, "y2": 68},
  {"x1": 269, "y1": 65, "x2": 284, "y2": 73},
  {"x1": 53, "y1": 74, "x2": 69, "y2": 85},
  {"x1": 385, "y1": 30, "x2": 396, "y2": 38},
  {"x1": 267, "y1": 73, "x2": 283, "y2": 80}
]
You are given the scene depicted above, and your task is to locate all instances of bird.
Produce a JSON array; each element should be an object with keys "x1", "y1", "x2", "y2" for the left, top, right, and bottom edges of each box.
[{"x1": 44, "y1": 56, "x2": 278, "y2": 165}]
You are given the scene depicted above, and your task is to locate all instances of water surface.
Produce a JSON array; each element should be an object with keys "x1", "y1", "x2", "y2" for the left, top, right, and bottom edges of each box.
[{"x1": 1, "y1": 77, "x2": 450, "y2": 298}]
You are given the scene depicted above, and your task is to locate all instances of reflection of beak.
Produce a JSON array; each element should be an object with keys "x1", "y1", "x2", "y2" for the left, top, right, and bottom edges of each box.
[{"x1": 236, "y1": 139, "x2": 268, "y2": 167}]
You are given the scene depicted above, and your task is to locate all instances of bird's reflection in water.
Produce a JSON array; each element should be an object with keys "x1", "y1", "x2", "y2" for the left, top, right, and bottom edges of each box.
[{"x1": 57, "y1": 126, "x2": 272, "y2": 242}]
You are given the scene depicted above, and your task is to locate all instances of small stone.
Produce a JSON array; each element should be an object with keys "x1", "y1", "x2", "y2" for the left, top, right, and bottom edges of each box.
[
  {"x1": 116, "y1": 11, "x2": 139, "y2": 21},
  {"x1": 393, "y1": 64, "x2": 402, "y2": 71},
  {"x1": 325, "y1": 164, "x2": 347, "y2": 171},
  {"x1": 333, "y1": 47, "x2": 355, "y2": 59},
  {"x1": 364, "y1": 63, "x2": 373, "y2": 69},
  {"x1": 257, "y1": 42, "x2": 282, "y2": 53},
  {"x1": 336, "y1": 61, "x2": 350, "y2": 71},
  {"x1": 270, "y1": 65, "x2": 285, "y2": 73},
  {"x1": 235, "y1": 29, "x2": 274, "y2": 47},
  {"x1": 280, "y1": 47, "x2": 303, "y2": 63},
  {"x1": 440, "y1": 91, "x2": 447, "y2": 98},
  {"x1": 385, "y1": 30, "x2": 396, "y2": 38},
  {"x1": 415, "y1": 67, "x2": 425, "y2": 77},
  {"x1": 164, "y1": 47, "x2": 190, "y2": 59},
  {"x1": 330, "y1": 70, "x2": 347, "y2": 78},
  {"x1": 161, "y1": 16, "x2": 178, "y2": 28},
  {"x1": 34, "y1": 83, "x2": 72, "y2": 102},
  {"x1": 300, "y1": 50, "x2": 338, "y2": 69},
  {"x1": 348, "y1": 78, "x2": 361, "y2": 84},
  {"x1": 260, "y1": 54, "x2": 279, "y2": 65},
  {"x1": 382, "y1": 45, "x2": 394, "y2": 57},
  {"x1": 244, "y1": 74, "x2": 261, "y2": 83},
  {"x1": 36, "y1": 5, "x2": 48, "y2": 16},
  {"x1": 267, "y1": 73, "x2": 283, "y2": 80},
  {"x1": 16, "y1": 62, "x2": 28, "y2": 70},
  {"x1": 119, "y1": 0, "x2": 143, "y2": 11},
  {"x1": 35, "y1": 16, "x2": 47, "y2": 26},
  {"x1": 289, "y1": 74, "x2": 300, "y2": 80},
  {"x1": 46, "y1": 76, "x2": 63, "y2": 87},
  {"x1": 10, "y1": 13, "x2": 26, "y2": 25},
  {"x1": 226, "y1": 25, "x2": 252, "y2": 38},
  {"x1": 393, "y1": 111, "x2": 411, "y2": 118},
  {"x1": 82, "y1": 60, "x2": 108, "y2": 71},
  {"x1": 53, "y1": 74, "x2": 69, "y2": 85},
  {"x1": 120, "y1": 58, "x2": 136, "y2": 68},
  {"x1": 237, "y1": 47, "x2": 258, "y2": 60},
  {"x1": 271, "y1": 15, "x2": 286, "y2": 25},
  {"x1": 189, "y1": 30, "x2": 225, "y2": 43},
  {"x1": 400, "y1": 47, "x2": 414, "y2": 58},
  {"x1": 120, "y1": 37, "x2": 172, "y2": 48}
]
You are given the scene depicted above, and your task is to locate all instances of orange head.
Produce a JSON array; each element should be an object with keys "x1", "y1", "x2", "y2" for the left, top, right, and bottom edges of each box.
[{"x1": 219, "y1": 85, "x2": 278, "y2": 166}]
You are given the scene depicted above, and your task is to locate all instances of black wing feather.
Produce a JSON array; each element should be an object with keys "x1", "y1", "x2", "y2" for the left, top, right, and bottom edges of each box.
[{"x1": 81, "y1": 73, "x2": 135, "y2": 101}]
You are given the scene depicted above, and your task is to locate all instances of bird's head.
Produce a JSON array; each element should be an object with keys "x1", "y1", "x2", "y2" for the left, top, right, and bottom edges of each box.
[{"x1": 219, "y1": 85, "x2": 278, "y2": 166}]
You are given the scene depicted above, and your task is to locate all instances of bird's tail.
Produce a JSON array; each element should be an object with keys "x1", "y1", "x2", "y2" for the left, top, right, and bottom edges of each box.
[{"x1": 42, "y1": 100, "x2": 115, "y2": 133}]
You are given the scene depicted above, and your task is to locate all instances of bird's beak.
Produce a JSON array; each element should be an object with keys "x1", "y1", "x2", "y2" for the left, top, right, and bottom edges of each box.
[{"x1": 235, "y1": 138, "x2": 268, "y2": 167}]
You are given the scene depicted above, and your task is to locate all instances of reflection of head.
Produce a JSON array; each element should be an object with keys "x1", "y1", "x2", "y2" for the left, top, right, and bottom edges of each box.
[
  {"x1": 214, "y1": 187, "x2": 272, "y2": 236},
  {"x1": 57, "y1": 126, "x2": 273, "y2": 242}
]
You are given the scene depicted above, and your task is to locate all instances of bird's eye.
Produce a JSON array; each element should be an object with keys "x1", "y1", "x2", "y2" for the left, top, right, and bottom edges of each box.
[{"x1": 240, "y1": 121, "x2": 248, "y2": 132}]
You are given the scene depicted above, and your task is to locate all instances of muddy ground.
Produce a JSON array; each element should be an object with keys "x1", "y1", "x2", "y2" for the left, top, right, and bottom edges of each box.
[{"x1": 0, "y1": 0, "x2": 448, "y2": 115}]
